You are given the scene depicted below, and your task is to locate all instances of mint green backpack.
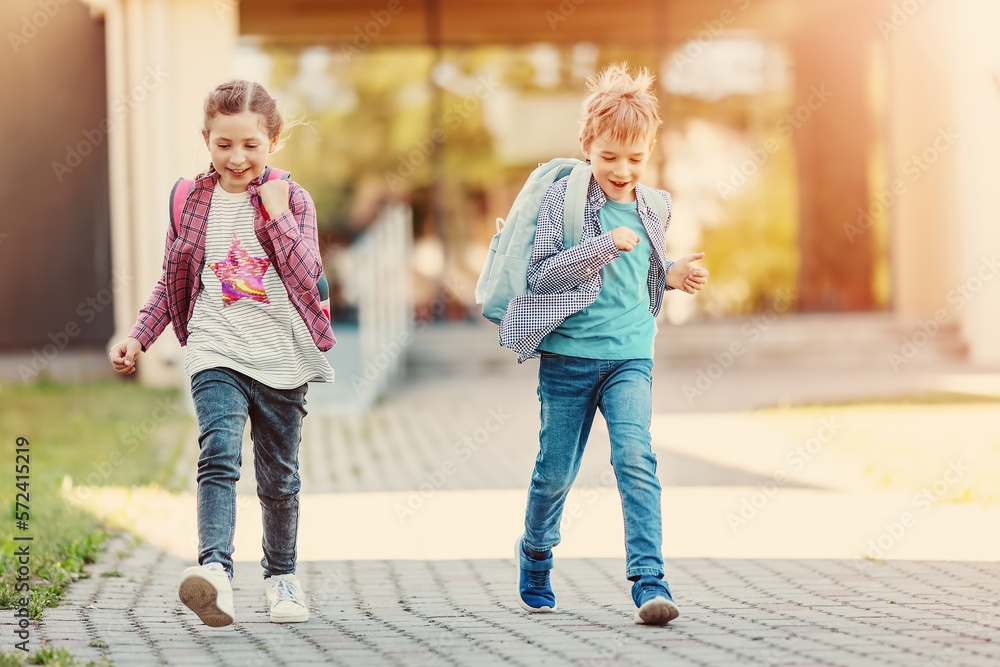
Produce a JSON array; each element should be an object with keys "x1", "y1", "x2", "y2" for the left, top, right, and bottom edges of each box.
[{"x1": 475, "y1": 158, "x2": 667, "y2": 324}]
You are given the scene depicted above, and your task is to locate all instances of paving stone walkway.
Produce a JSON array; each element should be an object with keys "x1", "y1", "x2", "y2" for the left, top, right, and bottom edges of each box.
[
  {"x1": 170, "y1": 370, "x2": 806, "y2": 496},
  {"x1": 33, "y1": 534, "x2": 1000, "y2": 666},
  {"x1": 14, "y1": 364, "x2": 1000, "y2": 665}
]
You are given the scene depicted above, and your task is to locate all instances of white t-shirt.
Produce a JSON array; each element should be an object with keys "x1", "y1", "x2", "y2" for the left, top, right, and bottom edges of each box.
[{"x1": 184, "y1": 183, "x2": 335, "y2": 388}]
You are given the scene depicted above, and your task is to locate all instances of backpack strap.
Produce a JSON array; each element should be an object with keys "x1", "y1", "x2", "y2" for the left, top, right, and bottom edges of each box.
[
  {"x1": 170, "y1": 177, "x2": 196, "y2": 235},
  {"x1": 257, "y1": 166, "x2": 291, "y2": 222},
  {"x1": 637, "y1": 183, "x2": 669, "y2": 227},
  {"x1": 260, "y1": 168, "x2": 330, "y2": 318},
  {"x1": 562, "y1": 162, "x2": 592, "y2": 248},
  {"x1": 262, "y1": 166, "x2": 290, "y2": 182}
]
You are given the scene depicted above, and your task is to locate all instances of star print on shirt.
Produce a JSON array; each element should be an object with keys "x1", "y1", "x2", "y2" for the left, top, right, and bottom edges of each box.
[{"x1": 210, "y1": 234, "x2": 271, "y2": 306}]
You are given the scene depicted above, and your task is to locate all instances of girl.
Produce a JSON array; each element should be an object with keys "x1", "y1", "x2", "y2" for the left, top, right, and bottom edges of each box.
[{"x1": 110, "y1": 80, "x2": 335, "y2": 627}]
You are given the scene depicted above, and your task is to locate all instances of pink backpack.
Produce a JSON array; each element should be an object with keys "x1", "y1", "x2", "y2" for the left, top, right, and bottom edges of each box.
[{"x1": 169, "y1": 166, "x2": 331, "y2": 321}]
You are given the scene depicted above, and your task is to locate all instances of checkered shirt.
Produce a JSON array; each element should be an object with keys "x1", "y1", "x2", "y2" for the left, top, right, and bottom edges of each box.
[
  {"x1": 129, "y1": 170, "x2": 335, "y2": 352},
  {"x1": 498, "y1": 175, "x2": 674, "y2": 363}
]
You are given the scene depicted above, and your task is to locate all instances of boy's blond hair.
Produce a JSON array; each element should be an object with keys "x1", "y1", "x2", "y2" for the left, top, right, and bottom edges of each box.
[{"x1": 580, "y1": 63, "x2": 661, "y2": 152}]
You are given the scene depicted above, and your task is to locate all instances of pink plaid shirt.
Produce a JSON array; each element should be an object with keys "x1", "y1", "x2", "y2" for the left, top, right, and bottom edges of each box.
[{"x1": 129, "y1": 170, "x2": 336, "y2": 352}]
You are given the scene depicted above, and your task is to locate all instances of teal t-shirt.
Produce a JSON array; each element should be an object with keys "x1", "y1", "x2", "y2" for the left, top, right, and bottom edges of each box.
[{"x1": 537, "y1": 197, "x2": 656, "y2": 360}]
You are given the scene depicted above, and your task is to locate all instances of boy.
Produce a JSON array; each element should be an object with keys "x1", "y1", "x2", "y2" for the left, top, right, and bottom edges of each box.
[{"x1": 499, "y1": 63, "x2": 708, "y2": 625}]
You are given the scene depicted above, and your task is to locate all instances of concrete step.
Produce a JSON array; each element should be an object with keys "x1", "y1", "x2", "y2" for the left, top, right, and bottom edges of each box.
[{"x1": 407, "y1": 313, "x2": 968, "y2": 375}]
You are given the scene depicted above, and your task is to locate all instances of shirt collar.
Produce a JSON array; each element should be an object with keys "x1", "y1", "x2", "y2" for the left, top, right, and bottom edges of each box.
[
  {"x1": 634, "y1": 184, "x2": 653, "y2": 216},
  {"x1": 586, "y1": 174, "x2": 607, "y2": 209},
  {"x1": 250, "y1": 167, "x2": 271, "y2": 187},
  {"x1": 193, "y1": 169, "x2": 218, "y2": 186}
]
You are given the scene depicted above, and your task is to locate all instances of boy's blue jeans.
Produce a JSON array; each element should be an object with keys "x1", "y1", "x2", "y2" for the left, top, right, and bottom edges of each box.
[
  {"x1": 190, "y1": 368, "x2": 307, "y2": 579},
  {"x1": 523, "y1": 353, "x2": 663, "y2": 579}
]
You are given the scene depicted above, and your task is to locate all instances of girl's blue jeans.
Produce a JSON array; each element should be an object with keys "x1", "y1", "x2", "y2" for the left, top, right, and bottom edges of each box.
[
  {"x1": 190, "y1": 367, "x2": 307, "y2": 579},
  {"x1": 523, "y1": 353, "x2": 664, "y2": 579}
]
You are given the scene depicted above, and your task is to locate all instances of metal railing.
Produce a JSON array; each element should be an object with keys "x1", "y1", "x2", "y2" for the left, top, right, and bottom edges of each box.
[{"x1": 338, "y1": 201, "x2": 413, "y2": 407}]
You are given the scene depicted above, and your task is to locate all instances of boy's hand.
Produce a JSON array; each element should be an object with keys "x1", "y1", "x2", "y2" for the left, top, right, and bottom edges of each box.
[
  {"x1": 257, "y1": 179, "x2": 290, "y2": 220},
  {"x1": 667, "y1": 252, "x2": 709, "y2": 294},
  {"x1": 110, "y1": 337, "x2": 142, "y2": 375},
  {"x1": 612, "y1": 226, "x2": 641, "y2": 252}
]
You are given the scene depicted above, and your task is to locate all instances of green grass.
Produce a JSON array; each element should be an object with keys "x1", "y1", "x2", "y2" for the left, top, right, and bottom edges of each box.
[
  {"x1": 755, "y1": 395, "x2": 1000, "y2": 503},
  {"x1": 0, "y1": 646, "x2": 113, "y2": 666},
  {"x1": 0, "y1": 378, "x2": 190, "y2": 620},
  {"x1": 781, "y1": 391, "x2": 1000, "y2": 409},
  {"x1": 0, "y1": 378, "x2": 188, "y2": 489}
]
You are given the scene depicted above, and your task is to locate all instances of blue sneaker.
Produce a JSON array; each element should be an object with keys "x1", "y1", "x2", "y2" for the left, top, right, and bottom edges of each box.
[
  {"x1": 516, "y1": 538, "x2": 556, "y2": 612},
  {"x1": 631, "y1": 575, "x2": 680, "y2": 625}
]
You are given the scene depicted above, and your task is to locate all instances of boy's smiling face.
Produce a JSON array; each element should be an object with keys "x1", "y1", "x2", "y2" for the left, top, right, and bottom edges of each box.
[
  {"x1": 203, "y1": 111, "x2": 277, "y2": 193},
  {"x1": 582, "y1": 132, "x2": 653, "y2": 203}
]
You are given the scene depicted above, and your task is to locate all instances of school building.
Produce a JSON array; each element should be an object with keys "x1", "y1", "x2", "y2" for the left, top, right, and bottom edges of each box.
[{"x1": 2, "y1": 0, "x2": 999, "y2": 386}]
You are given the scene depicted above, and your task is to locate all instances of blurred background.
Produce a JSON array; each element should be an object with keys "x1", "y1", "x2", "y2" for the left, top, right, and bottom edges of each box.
[{"x1": 1, "y1": 0, "x2": 999, "y2": 397}]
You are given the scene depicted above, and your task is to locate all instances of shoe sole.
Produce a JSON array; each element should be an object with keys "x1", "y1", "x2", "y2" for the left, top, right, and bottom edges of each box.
[
  {"x1": 270, "y1": 609, "x2": 309, "y2": 623},
  {"x1": 633, "y1": 596, "x2": 680, "y2": 625},
  {"x1": 514, "y1": 538, "x2": 556, "y2": 613},
  {"x1": 179, "y1": 574, "x2": 234, "y2": 627},
  {"x1": 516, "y1": 592, "x2": 556, "y2": 613}
]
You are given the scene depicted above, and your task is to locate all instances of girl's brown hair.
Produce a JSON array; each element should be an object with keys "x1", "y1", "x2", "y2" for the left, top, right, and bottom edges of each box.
[{"x1": 200, "y1": 79, "x2": 284, "y2": 177}]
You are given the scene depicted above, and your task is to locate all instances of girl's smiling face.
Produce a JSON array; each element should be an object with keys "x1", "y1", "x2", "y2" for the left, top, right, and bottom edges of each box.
[
  {"x1": 203, "y1": 111, "x2": 277, "y2": 193},
  {"x1": 582, "y1": 132, "x2": 653, "y2": 203}
]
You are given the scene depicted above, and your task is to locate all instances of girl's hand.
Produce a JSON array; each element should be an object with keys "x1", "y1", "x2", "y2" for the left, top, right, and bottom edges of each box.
[
  {"x1": 667, "y1": 252, "x2": 709, "y2": 294},
  {"x1": 612, "y1": 226, "x2": 641, "y2": 252},
  {"x1": 110, "y1": 337, "x2": 142, "y2": 375},
  {"x1": 257, "y1": 179, "x2": 290, "y2": 220}
]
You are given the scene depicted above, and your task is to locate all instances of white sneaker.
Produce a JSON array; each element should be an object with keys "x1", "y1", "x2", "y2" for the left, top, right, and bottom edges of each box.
[
  {"x1": 178, "y1": 563, "x2": 234, "y2": 627},
  {"x1": 264, "y1": 574, "x2": 309, "y2": 623}
]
